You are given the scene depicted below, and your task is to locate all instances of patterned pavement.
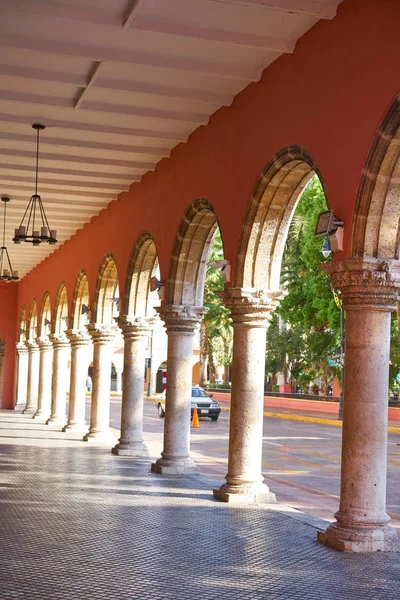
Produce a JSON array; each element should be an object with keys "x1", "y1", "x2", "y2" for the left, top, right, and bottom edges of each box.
[{"x1": 1, "y1": 410, "x2": 400, "y2": 600}]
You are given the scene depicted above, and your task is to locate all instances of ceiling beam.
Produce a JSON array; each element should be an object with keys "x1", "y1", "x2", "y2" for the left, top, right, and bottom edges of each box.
[
  {"x1": 0, "y1": 131, "x2": 169, "y2": 157},
  {"x1": 122, "y1": 0, "x2": 144, "y2": 29},
  {"x1": 0, "y1": 89, "x2": 208, "y2": 124},
  {"x1": 0, "y1": 33, "x2": 262, "y2": 81},
  {"x1": 0, "y1": 113, "x2": 185, "y2": 142},
  {"x1": 210, "y1": 0, "x2": 338, "y2": 19},
  {"x1": 131, "y1": 16, "x2": 295, "y2": 52},
  {"x1": 0, "y1": 163, "x2": 143, "y2": 182},
  {"x1": 0, "y1": 147, "x2": 156, "y2": 170},
  {"x1": 0, "y1": 62, "x2": 232, "y2": 105},
  {"x1": 0, "y1": 170, "x2": 132, "y2": 189},
  {"x1": 0, "y1": 0, "x2": 121, "y2": 26},
  {"x1": 74, "y1": 62, "x2": 105, "y2": 110}
]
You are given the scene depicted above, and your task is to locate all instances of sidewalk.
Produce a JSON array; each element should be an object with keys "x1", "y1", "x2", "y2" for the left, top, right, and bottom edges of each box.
[{"x1": 1, "y1": 410, "x2": 399, "y2": 600}]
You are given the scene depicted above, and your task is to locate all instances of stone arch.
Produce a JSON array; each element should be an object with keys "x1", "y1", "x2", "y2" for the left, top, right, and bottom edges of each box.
[
  {"x1": 168, "y1": 198, "x2": 220, "y2": 305},
  {"x1": 53, "y1": 283, "x2": 69, "y2": 335},
  {"x1": 351, "y1": 96, "x2": 400, "y2": 259},
  {"x1": 123, "y1": 231, "x2": 159, "y2": 317},
  {"x1": 28, "y1": 300, "x2": 37, "y2": 341},
  {"x1": 71, "y1": 270, "x2": 90, "y2": 330},
  {"x1": 93, "y1": 254, "x2": 120, "y2": 324},
  {"x1": 18, "y1": 305, "x2": 26, "y2": 343},
  {"x1": 38, "y1": 292, "x2": 51, "y2": 338},
  {"x1": 236, "y1": 146, "x2": 323, "y2": 290}
]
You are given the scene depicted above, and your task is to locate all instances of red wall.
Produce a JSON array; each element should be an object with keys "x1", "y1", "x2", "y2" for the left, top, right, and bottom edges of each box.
[
  {"x1": 0, "y1": 283, "x2": 18, "y2": 409},
  {"x1": 15, "y1": 0, "x2": 400, "y2": 321}
]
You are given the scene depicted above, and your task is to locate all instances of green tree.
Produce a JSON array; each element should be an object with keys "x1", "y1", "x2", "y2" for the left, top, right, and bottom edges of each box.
[
  {"x1": 201, "y1": 229, "x2": 232, "y2": 384},
  {"x1": 268, "y1": 177, "x2": 341, "y2": 393}
]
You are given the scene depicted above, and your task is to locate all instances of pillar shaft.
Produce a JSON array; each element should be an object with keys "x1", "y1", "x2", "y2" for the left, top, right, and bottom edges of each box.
[
  {"x1": 112, "y1": 316, "x2": 149, "y2": 456},
  {"x1": 151, "y1": 305, "x2": 206, "y2": 475},
  {"x1": 47, "y1": 334, "x2": 70, "y2": 426},
  {"x1": 34, "y1": 338, "x2": 53, "y2": 420},
  {"x1": 64, "y1": 330, "x2": 91, "y2": 432},
  {"x1": 213, "y1": 288, "x2": 281, "y2": 503},
  {"x1": 83, "y1": 324, "x2": 116, "y2": 442},
  {"x1": 15, "y1": 343, "x2": 29, "y2": 410},
  {"x1": 23, "y1": 341, "x2": 39, "y2": 414},
  {"x1": 317, "y1": 257, "x2": 400, "y2": 552}
]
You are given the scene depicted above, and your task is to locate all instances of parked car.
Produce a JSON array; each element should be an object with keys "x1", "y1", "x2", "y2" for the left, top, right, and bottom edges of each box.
[{"x1": 157, "y1": 385, "x2": 221, "y2": 421}]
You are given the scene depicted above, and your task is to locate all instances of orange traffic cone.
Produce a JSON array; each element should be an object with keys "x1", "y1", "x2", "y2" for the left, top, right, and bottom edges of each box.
[{"x1": 191, "y1": 407, "x2": 200, "y2": 428}]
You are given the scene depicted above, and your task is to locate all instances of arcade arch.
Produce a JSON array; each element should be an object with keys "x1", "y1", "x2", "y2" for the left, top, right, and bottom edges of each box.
[{"x1": 84, "y1": 255, "x2": 120, "y2": 442}]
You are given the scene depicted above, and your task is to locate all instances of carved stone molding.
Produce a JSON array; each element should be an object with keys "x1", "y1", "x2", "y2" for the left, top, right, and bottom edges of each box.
[
  {"x1": 49, "y1": 333, "x2": 69, "y2": 348},
  {"x1": 36, "y1": 337, "x2": 53, "y2": 351},
  {"x1": 16, "y1": 342, "x2": 28, "y2": 355},
  {"x1": 65, "y1": 329, "x2": 91, "y2": 346},
  {"x1": 322, "y1": 257, "x2": 400, "y2": 311},
  {"x1": 25, "y1": 340, "x2": 39, "y2": 351},
  {"x1": 156, "y1": 304, "x2": 207, "y2": 333},
  {"x1": 115, "y1": 315, "x2": 149, "y2": 339},
  {"x1": 222, "y1": 287, "x2": 283, "y2": 327},
  {"x1": 0, "y1": 341, "x2": 5, "y2": 357},
  {"x1": 86, "y1": 323, "x2": 117, "y2": 343}
]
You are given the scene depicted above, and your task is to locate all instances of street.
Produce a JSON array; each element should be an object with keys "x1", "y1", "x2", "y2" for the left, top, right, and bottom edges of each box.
[{"x1": 106, "y1": 396, "x2": 400, "y2": 529}]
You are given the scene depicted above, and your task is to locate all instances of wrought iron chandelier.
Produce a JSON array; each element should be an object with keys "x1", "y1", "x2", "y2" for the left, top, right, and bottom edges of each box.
[
  {"x1": 0, "y1": 197, "x2": 19, "y2": 281},
  {"x1": 13, "y1": 124, "x2": 57, "y2": 246}
]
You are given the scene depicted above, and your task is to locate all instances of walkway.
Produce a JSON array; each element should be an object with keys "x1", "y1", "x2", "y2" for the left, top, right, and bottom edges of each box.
[{"x1": 1, "y1": 410, "x2": 399, "y2": 600}]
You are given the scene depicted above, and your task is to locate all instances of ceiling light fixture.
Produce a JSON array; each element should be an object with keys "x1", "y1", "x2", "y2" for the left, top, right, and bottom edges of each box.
[
  {"x1": 13, "y1": 124, "x2": 57, "y2": 246},
  {"x1": 0, "y1": 197, "x2": 19, "y2": 281}
]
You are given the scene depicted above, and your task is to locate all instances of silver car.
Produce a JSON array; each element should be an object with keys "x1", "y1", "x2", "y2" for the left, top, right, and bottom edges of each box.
[{"x1": 157, "y1": 385, "x2": 221, "y2": 421}]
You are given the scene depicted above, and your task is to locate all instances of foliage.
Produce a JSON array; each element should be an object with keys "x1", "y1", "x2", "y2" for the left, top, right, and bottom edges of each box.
[
  {"x1": 266, "y1": 177, "x2": 341, "y2": 392},
  {"x1": 389, "y1": 313, "x2": 400, "y2": 389},
  {"x1": 202, "y1": 229, "x2": 233, "y2": 380}
]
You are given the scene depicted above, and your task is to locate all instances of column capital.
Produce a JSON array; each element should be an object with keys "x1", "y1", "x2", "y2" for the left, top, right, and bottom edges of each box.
[
  {"x1": 65, "y1": 328, "x2": 91, "y2": 346},
  {"x1": 16, "y1": 342, "x2": 28, "y2": 355},
  {"x1": 115, "y1": 315, "x2": 149, "y2": 338},
  {"x1": 156, "y1": 304, "x2": 207, "y2": 333},
  {"x1": 25, "y1": 340, "x2": 39, "y2": 351},
  {"x1": 49, "y1": 333, "x2": 69, "y2": 348},
  {"x1": 86, "y1": 323, "x2": 117, "y2": 343},
  {"x1": 322, "y1": 257, "x2": 400, "y2": 312},
  {"x1": 222, "y1": 287, "x2": 283, "y2": 327},
  {"x1": 36, "y1": 337, "x2": 53, "y2": 350}
]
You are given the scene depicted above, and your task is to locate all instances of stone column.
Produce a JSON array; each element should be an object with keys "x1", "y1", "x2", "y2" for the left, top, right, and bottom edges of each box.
[
  {"x1": 112, "y1": 316, "x2": 149, "y2": 456},
  {"x1": 317, "y1": 258, "x2": 400, "y2": 552},
  {"x1": 46, "y1": 334, "x2": 70, "y2": 426},
  {"x1": 33, "y1": 337, "x2": 53, "y2": 420},
  {"x1": 213, "y1": 288, "x2": 281, "y2": 503},
  {"x1": 15, "y1": 343, "x2": 29, "y2": 410},
  {"x1": 23, "y1": 340, "x2": 40, "y2": 414},
  {"x1": 151, "y1": 305, "x2": 206, "y2": 475},
  {"x1": 83, "y1": 324, "x2": 116, "y2": 442},
  {"x1": 63, "y1": 330, "x2": 91, "y2": 432}
]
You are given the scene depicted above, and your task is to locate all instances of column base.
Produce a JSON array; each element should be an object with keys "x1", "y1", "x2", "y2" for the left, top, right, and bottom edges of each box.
[
  {"x1": 213, "y1": 481, "x2": 277, "y2": 504},
  {"x1": 317, "y1": 521, "x2": 400, "y2": 553},
  {"x1": 22, "y1": 407, "x2": 36, "y2": 415},
  {"x1": 46, "y1": 417, "x2": 67, "y2": 426},
  {"x1": 83, "y1": 429, "x2": 116, "y2": 444},
  {"x1": 62, "y1": 422, "x2": 87, "y2": 433},
  {"x1": 151, "y1": 457, "x2": 199, "y2": 475},
  {"x1": 112, "y1": 442, "x2": 149, "y2": 457},
  {"x1": 32, "y1": 411, "x2": 50, "y2": 420}
]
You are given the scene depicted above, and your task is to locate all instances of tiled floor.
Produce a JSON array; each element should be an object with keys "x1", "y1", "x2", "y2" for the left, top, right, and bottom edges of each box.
[{"x1": 1, "y1": 410, "x2": 400, "y2": 600}]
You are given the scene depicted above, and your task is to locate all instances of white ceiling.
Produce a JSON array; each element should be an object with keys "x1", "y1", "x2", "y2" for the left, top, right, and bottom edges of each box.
[{"x1": 0, "y1": 0, "x2": 343, "y2": 277}]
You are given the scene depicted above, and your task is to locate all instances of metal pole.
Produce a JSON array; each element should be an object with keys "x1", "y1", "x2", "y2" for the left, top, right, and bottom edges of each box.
[
  {"x1": 147, "y1": 328, "x2": 154, "y2": 397},
  {"x1": 338, "y1": 306, "x2": 345, "y2": 420}
]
